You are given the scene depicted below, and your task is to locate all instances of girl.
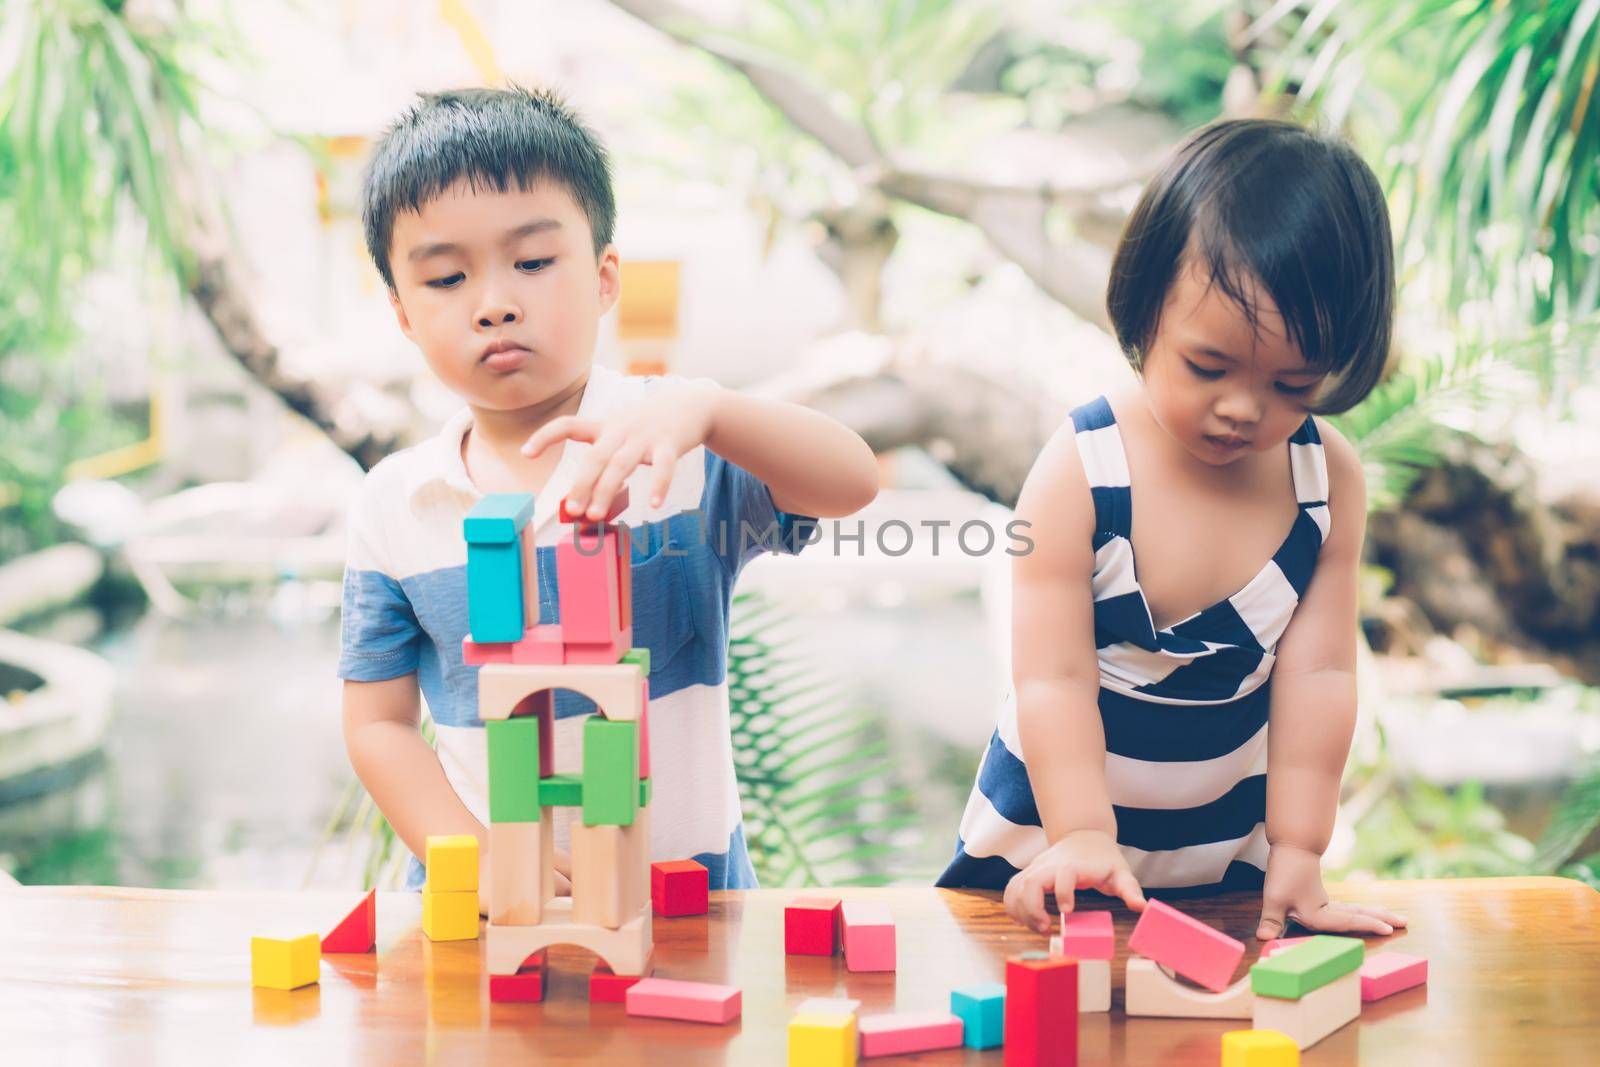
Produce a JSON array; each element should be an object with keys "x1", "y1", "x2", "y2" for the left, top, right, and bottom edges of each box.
[{"x1": 939, "y1": 119, "x2": 1408, "y2": 943}]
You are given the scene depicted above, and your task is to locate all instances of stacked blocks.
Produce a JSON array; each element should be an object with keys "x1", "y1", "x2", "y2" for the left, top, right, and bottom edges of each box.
[
  {"x1": 839, "y1": 901, "x2": 895, "y2": 972},
  {"x1": 321, "y1": 888, "x2": 376, "y2": 954},
  {"x1": 1221, "y1": 1029, "x2": 1300, "y2": 1066},
  {"x1": 785, "y1": 896, "x2": 841, "y2": 956},
  {"x1": 1004, "y1": 953, "x2": 1077, "y2": 1067},
  {"x1": 788, "y1": 1011, "x2": 858, "y2": 1066},
  {"x1": 651, "y1": 860, "x2": 709, "y2": 917},
  {"x1": 1050, "y1": 910, "x2": 1113, "y2": 1013},
  {"x1": 464, "y1": 494, "x2": 534, "y2": 643},
  {"x1": 1249, "y1": 936, "x2": 1364, "y2": 1049},
  {"x1": 251, "y1": 933, "x2": 320, "y2": 991},
  {"x1": 422, "y1": 835, "x2": 480, "y2": 941},
  {"x1": 1359, "y1": 951, "x2": 1427, "y2": 1002},
  {"x1": 951, "y1": 983, "x2": 1006, "y2": 1051}
]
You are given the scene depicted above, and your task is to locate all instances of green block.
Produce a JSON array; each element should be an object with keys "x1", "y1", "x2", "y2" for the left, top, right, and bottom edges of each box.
[
  {"x1": 639, "y1": 777, "x2": 652, "y2": 807},
  {"x1": 486, "y1": 719, "x2": 541, "y2": 822},
  {"x1": 582, "y1": 716, "x2": 639, "y2": 826},
  {"x1": 621, "y1": 647, "x2": 651, "y2": 675},
  {"x1": 1250, "y1": 936, "x2": 1364, "y2": 999},
  {"x1": 539, "y1": 773, "x2": 583, "y2": 808}
]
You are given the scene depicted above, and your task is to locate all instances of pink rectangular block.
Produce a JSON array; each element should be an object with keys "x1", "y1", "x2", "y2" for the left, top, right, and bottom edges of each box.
[
  {"x1": 556, "y1": 528, "x2": 622, "y2": 644},
  {"x1": 1127, "y1": 898, "x2": 1244, "y2": 993},
  {"x1": 841, "y1": 901, "x2": 895, "y2": 973},
  {"x1": 624, "y1": 977, "x2": 742, "y2": 1024},
  {"x1": 1360, "y1": 951, "x2": 1427, "y2": 1002},
  {"x1": 1260, "y1": 936, "x2": 1317, "y2": 960},
  {"x1": 563, "y1": 626, "x2": 634, "y2": 664},
  {"x1": 1058, "y1": 910, "x2": 1115, "y2": 960},
  {"x1": 858, "y1": 1011, "x2": 964, "y2": 1057},
  {"x1": 462, "y1": 624, "x2": 565, "y2": 666},
  {"x1": 638, "y1": 681, "x2": 651, "y2": 779}
]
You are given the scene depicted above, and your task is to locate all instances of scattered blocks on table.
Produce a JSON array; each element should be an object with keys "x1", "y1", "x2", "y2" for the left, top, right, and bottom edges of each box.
[
  {"x1": 840, "y1": 901, "x2": 895, "y2": 972},
  {"x1": 1127, "y1": 897, "x2": 1246, "y2": 992},
  {"x1": 785, "y1": 896, "x2": 841, "y2": 956},
  {"x1": 1259, "y1": 936, "x2": 1316, "y2": 959},
  {"x1": 1251, "y1": 969, "x2": 1360, "y2": 1050},
  {"x1": 321, "y1": 888, "x2": 375, "y2": 954},
  {"x1": 590, "y1": 961, "x2": 651, "y2": 1003},
  {"x1": 1359, "y1": 951, "x2": 1427, "y2": 1002},
  {"x1": 789, "y1": 1011, "x2": 858, "y2": 1066},
  {"x1": 1124, "y1": 956, "x2": 1253, "y2": 1019},
  {"x1": 1054, "y1": 909, "x2": 1115, "y2": 959},
  {"x1": 950, "y1": 982, "x2": 1007, "y2": 1051},
  {"x1": 251, "y1": 933, "x2": 320, "y2": 991},
  {"x1": 422, "y1": 889, "x2": 481, "y2": 942},
  {"x1": 487, "y1": 718, "x2": 544, "y2": 822},
  {"x1": 1004, "y1": 954, "x2": 1077, "y2": 1066},
  {"x1": 424, "y1": 835, "x2": 480, "y2": 893},
  {"x1": 465, "y1": 494, "x2": 534, "y2": 643},
  {"x1": 651, "y1": 860, "x2": 709, "y2": 917},
  {"x1": 1250, "y1": 936, "x2": 1364, "y2": 1000},
  {"x1": 1221, "y1": 1028, "x2": 1300, "y2": 1066},
  {"x1": 624, "y1": 976, "x2": 742, "y2": 1024},
  {"x1": 582, "y1": 715, "x2": 639, "y2": 826},
  {"x1": 857, "y1": 1010, "x2": 964, "y2": 1058},
  {"x1": 489, "y1": 952, "x2": 547, "y2": 1003}
]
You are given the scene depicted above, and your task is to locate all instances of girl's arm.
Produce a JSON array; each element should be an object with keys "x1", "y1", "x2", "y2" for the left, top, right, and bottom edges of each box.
[{"x1": 1258, "y1": 422, "x2": 1405, "y2": 938}]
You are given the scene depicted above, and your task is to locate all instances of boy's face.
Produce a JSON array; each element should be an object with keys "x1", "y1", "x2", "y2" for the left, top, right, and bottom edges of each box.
[{"x1": 386, "y1": 178, "x2": 619, "y2": 413}]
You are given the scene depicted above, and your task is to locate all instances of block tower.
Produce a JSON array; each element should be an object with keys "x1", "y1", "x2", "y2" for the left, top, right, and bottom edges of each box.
[{"x1": 462, "y1": 489, "x2": 655, "y2": 980}]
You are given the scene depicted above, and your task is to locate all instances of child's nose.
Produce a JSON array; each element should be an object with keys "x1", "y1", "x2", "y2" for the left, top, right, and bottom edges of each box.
[
  {"x1": 477, "y1": 307, "x2": 520, "y2": 328},
  {"x1": 1215, "y1": 387, "x2": 1262, "y2": 427}
]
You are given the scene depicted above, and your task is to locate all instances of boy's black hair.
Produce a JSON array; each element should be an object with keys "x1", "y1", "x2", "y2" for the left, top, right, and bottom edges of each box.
[
  {"x1": 1105, "y1": 118, "x2": 1394, "y2": 414},
  {"x1": 361, "y1": 84, "x2": 615, "y2": 289}
]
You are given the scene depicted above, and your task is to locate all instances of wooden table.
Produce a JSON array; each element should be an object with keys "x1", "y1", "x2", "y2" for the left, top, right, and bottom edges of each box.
[{"x1": 1, "y1": 877, "x2": 1595, "y2": 1064}]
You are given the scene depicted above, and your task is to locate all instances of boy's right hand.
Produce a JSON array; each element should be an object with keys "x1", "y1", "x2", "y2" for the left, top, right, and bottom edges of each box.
[{"x1": 1004, "y1": 829, "x2": 1147, "y2": 935}]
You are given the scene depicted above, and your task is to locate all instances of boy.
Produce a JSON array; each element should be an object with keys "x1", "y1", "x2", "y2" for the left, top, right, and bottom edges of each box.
[{"x1": 340, "y1": 86, "x2": 878, "y2": 893}]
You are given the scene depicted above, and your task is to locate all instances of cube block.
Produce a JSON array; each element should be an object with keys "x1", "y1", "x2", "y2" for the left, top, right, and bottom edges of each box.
[
  {"x1": 582, "y1": 715, "x2": 639, "y2": 826},
  {"x1": 840, "y1": 901, "x2": 895, "y2": 972},
  {"x1": 950, "y1": 982, "x2": 1006, "y2": 1050},
  {"x1": 1127, "y1": 898, "x2": 1245, "y2": 993},
  {"x1": 651, "y1": 859, "x2": 709, "y2": 917},
  {"x1": 858, "y1": 1010, "x2": 964, "y2": 1058},
  {"x1": 1221, "y1": 1029, "x2": 1300, "y2": 1066},
  {"x1": 1056, "y1": 909, "x2": 1115, "y2": 960},
  {"x1": 786, "y1": 896, "x2": 841, "y2": 956},
  {"x1": 1250, "y1": 936, "x2": 1363, "y2": 1000},
  {"x1": 1004, "y1": 954, "x2": 1077, "y2": 1066},
  {"x1": 624, "y1": 977, "x2": 742, "y2": 1024},
  {"x1": 1359, "y1": 951, "x2": 1427, "y2": 1002},
  {"x1": 487, "y1": 719, "x2": 543, "y2": 822},
  {"x1": 424, "y1": 834, "x2": 479, "y2": 892},
  {"x1": 590, "y1": 961, "x2": 650, "y2": 1003},
  {"x1": 422, "y1": 889, "x2": 480, "y2": 941},
  {"x1": 788, "y1": 1012, "x2": 858, "y2": 1066},
  {"x1": 251, "y1": 933, "x2": 320, "y2": 991}
]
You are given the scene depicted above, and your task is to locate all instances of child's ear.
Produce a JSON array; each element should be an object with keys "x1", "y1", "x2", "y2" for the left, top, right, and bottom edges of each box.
[
  {"x1": 388, "y1": 287, "x2": 416, "y2": 342},
  {"x1": 596, "y1": 245, "x2": 621, "y2": 317}
]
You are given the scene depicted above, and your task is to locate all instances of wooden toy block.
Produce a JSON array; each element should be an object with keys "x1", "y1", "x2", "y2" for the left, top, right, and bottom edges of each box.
[
  {"x1": 1075, "y1": 958, "x2": 1111, "y2": 1013},
  {"x1": 840, "y1": 901, "x2": 895, "y2": 972},
  {"x1": 637, "y1": 681, "x2": 651, "y2": 779},
  {"x1": 462, "y1": 624, "x2": 566, "y2": 667},
  {"x1": 487, "y1": 719, "x2": 543, "y2": 822},
  {"x1": 1359, "y1": 951, "x2": 1427, "y2": 1002},
  {"x1": 1221, "y1": 1029, "x2": 1300, "y2": 1067},
  {"x1": 464, "y1": 492, "x2": 534, "y2": 645},
  {"x1": 1252, "y1": 969, "x2": 1359, "y2": 1050},
  {"x1": 489, "y1": 952, "x2": 546, "y2": 1003},
  {"x1": 539, "y1": 773, "x2": 583, "y2": 808},
  {"x1": 950, "y1": 982, "x2": 1007, "y2": 1051},
  {"x1": 488, "y1": 820, "x2": 554, "y2": 926},
  {"x1": 564, "y1": 627, "x2": 634, "y2": 665},
  {"x1": 465, "y1": 492, "x2": 535, "y2": 544},
  {"x1": 616, "y1": 524, "x2": 633, "y2": 631},
  {"x1": 571, "y1": 809, "x2": 650, "y2": 929},
  {"x1": 251, "y1": 933, "x2": 320, "y2": 991},
  {"x1": 590, "y1": 961, "x2": 651, "y2": 1003},
  {"x1": 624, "y1": 976, "x2": 742, "y2": 1024},
  {"x1": 424, "y1": 834, "x2": 479, "y2": 893},
  {"x1": 486, "y1": 897, "x2": 653, "y2": 977},
  {"x1": 651, "y1": 859, "x2": 709, "y2": 917},
  {"x1": 1124, "y1": 956, "x2": 1253, "y2": 1019},
  {"x1": 559, "y1": 485, "x2": 629, "y2": 525},
  {"x1": 1055, "y1": 909, "x2": 1115, "y2": 959},
  {"x1": 1250, "y1": 936, "x2": 1363, "y2": 1000},
  {"x1": 321, "y1": 888, "x2": 375, "y2": 954},
  {"x1": 1260, "y1": 937, "x2": 1316, "y2": 959},
  {"x1": 788, "y1": 1011, "x2": 858, "y2": 1066},
  {"x1": 786, "y1": 897, "x2": 841, "y2": 956},
  {"x1": 581, "y1": 715, "x2": 639, "y2": 826},
  {"x1": 1127, "y1": 897, "x2": 1246, "y2": 992},
  {"x1": 858, "y1": 1011, "x2": 964, "y2": 1058},
  {"x1": 557, "y1": 527, "x2": 623, "y2": 644},
  {"x1": 478, "y1": 662, "x2": 644, "y2": 724},
  {"x1": 795, "y1": 997, "x2": 861, "y2": 1015},
  {"x1": 620, "y1": 647, "x2": 651, "y2": 673},
  {"x1": 1004, "y1": 954, "x2": 1077, "y2": 1066},
  {"x1": 422, "y1": 889, "x2": 480, "y2": 941}
]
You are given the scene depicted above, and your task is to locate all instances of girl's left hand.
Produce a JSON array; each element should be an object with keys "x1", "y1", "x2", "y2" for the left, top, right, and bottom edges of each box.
[{"x1": 1258, "y1": 843, "x2": 1408, "y2": 940}]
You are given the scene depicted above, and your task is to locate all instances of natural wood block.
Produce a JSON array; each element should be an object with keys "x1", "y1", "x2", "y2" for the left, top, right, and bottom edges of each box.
[
  {"x1": 478, "y1": 662, "x2": 644, "y2": 723},
  {"x1": 486, "y1": 898, "x2": 653, "y2": 977},
  {"x1": 571, "y1": 808, "x2": 649, "y2": 929},
  {"x1": 1252, "y1": 970, "x2": 1360, "y2": 1050},
  {"x1": 1125, "y1": 956, "x2": 1253, "y2": 1019},
  {"x1": 488, "y1": 820, "x2": 554, "y2": 926}
]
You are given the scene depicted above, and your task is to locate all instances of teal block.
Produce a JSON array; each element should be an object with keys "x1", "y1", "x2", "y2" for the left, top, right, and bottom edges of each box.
[
  {"x1": 621, "y1": 647, "x2": 651, "y2": 675},
  {"x1": 467, "y1": 541, "x2": 524, "y2": 643},
  {"x1": 539, "y1": 773, "x2": 583, "y2": 808},
  {"x1": 581, "y1": 717, "x2": 639, "y2": 826},
  {"x1": 1251, "y1": 936, "x2": 1364, "y2": 999},
  {"x1": 463, "y1": 493, "x2": 534, "y2": 544},
  {"x1": 487, "y1": 719, "x2": 541, "y2": 822},
  {"x1": 951, "y1": 982, "x2": 1005, "y2": 1050}
]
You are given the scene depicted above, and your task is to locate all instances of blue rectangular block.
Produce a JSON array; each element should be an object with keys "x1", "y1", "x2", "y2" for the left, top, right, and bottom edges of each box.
[
  {"x1": 467, "y1": 541, "x2": 524, "y2": 642},
  {"x1": 463, "y1": 493, "x2": 534, "y2": 544},
  {"x1": 950, "y1": 982, "x2": 1006, "y2": 1050}
]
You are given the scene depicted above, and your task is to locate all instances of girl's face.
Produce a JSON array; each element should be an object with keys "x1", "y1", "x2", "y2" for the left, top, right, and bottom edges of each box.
[{"x1": 1140, "y1": 261, "x2": 1325, "y2": 467}]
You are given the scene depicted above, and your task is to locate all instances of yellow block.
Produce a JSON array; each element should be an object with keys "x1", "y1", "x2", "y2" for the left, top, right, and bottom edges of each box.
[
  {"x1": 251, "y1": 933, "x2": 320, "y2": 990},
  {"x1": 425, "y1": 834, "x2": 479, "y2": 892},
  {"x1": 423, "y1": 889, "x2": 481, "y2": 941},
  {"x1": 1222, "y1": 1029, "x2": 1300, "y2": 1067},
  {"x1": 788, "y1": 1012, "x2": 857, "y2": 1066}
]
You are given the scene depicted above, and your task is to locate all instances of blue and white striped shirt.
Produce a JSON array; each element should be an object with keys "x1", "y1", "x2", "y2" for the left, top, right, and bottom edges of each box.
[
  {"x1": 938, "y1": 395, "x2": 1331, "y2": 895},
  {"x1": 337, "y1": 364, "x2": 813, "y2": 890}
]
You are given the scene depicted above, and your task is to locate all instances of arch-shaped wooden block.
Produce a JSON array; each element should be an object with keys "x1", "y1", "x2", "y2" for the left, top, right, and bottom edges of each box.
[
  {"x1": 478, "y1": 663, "x2": 644, "y2": 723},
  {"x1": 486, "y1": 898, "x2": 653, "y2": 977},
  {"x1": 1125, "y1": 956, "x2": 1254, "y2": 1019}
]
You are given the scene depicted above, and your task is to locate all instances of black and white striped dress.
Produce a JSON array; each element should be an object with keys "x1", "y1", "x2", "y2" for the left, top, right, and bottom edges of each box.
[{"x1": 937, "y1": 395, "x2": 1330, "y2": 895}]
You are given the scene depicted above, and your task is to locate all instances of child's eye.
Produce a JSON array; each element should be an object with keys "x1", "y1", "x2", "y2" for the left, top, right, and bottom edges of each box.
[
  {"x1": 1275, "y1": 381, "x2": 1317, "y2": 396},
  {"x1": 517, "y1": 258, "x2": 552, "y2": 273},
  {"x1": 426, "y1": 272, "x2": 465, "y2": 289},
  {"x1": 1185, "y1": 360, "x2": 1225, "y2": 381}
]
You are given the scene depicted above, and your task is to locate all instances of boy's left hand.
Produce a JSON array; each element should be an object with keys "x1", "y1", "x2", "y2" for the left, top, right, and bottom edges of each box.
[
  {"x1": 522, "y1": 383, "x2": 720, "y2": 521},
  {"x1": 1258, "y1": 843, "x2": 1408, "y2": 940}
]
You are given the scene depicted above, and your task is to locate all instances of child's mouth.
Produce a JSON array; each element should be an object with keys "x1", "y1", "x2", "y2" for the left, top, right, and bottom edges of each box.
[{"x1": 481, "y1": 344, "x2": 531, "y2": 372}]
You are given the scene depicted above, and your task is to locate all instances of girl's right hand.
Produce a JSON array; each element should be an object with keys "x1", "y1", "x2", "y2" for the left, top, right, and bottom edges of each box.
[{"x1": 1003, "y1": 829, "x2": 1148, "y2": 935}]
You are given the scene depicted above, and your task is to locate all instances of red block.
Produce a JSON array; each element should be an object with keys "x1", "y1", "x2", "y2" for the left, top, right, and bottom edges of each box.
[
  {"x1": 590, "y1": 961, "x2": 651, "y2": 1003},
  {"x1": 321, "y1": 888, "x2": 376, "y2": 953},
  {"x1": 785, "y1": 896, "x2": 841, "y2": 956},
  {"x1": 1004, "y1": 955, "x2": 1077, "y2": 1067},
  {"x1": 1126, "y1": 898, "x2": 1245, "y2": 993},
  {"x1": 651, "y1": 860, "x2": 709, "y2": 917},
  {"x1": 489, "y1": 952, "x2": 547, "y2": 1003}
]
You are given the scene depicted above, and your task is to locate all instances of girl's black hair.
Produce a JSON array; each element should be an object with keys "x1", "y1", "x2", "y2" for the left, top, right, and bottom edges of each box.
[{"x1": 1106, "y1": 119, "x2": 1394, "y2": 414}]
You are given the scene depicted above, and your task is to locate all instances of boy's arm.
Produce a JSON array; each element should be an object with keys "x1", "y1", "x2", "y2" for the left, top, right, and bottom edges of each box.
[{"x1": 1258, "y1": 423, "x2": 1404, "y2": 938}]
